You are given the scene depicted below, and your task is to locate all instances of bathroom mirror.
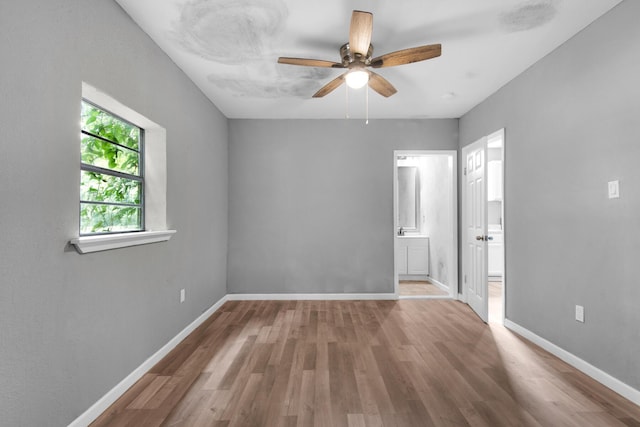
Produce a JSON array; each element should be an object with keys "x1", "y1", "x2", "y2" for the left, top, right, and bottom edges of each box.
[{"x1": 398, "y1": 166, "x2": 419, "y2": 231}]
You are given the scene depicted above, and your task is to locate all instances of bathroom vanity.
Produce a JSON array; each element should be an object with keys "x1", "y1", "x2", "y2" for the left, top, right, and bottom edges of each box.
[
  {"x1": 396, "y1": 236, "x2": 429, "y2": 278},
  {"x1": 488, "y1": 226, "x2": 503, "y2": 278}
]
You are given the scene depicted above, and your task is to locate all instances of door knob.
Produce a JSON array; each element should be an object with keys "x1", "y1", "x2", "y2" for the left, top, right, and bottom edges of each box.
[{"x1": 475, "y1": 235, "x2": 493, "y2": 241}]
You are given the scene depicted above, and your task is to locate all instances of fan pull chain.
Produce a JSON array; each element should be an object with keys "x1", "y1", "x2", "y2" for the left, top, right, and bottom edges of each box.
[{"x1": 365, "y1": 83, "x2": 369, "y2": 125}]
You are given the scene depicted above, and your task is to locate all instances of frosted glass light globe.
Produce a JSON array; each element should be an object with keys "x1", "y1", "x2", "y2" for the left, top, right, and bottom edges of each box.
[{"x1": 345, "y1": 70, "x2": 369, "y2": 89}]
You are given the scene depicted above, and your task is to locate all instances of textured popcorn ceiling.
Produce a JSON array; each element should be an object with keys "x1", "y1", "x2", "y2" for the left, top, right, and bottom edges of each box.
[{"x1": 115, "y1": 0, "x2": 622, "y2": 119}]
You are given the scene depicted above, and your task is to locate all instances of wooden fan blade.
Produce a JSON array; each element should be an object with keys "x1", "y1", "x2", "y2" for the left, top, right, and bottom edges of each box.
[
  {"x1": 370, "y1": 44, "x2": 441, "y2": 68},
  {"x1": 313, "y1": 74, "x2": 346, "y2": 98},
  {"x1": 368, "y1": 71, "x2": 397, "y2": 97},
  {"x1": 278, "y1": 57, "x2": 344, "y2": 68},
  {"x1": 349, "y1": 10, "x2": 373, "y2": 57}
]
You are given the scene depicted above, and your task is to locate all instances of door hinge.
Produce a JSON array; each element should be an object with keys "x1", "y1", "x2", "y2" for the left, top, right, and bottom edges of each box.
[
  {"x1": 464, "y1": 274, "x2": 467, "y2": 284},
  {"x1": 464, "y1": 167, "x2": 467, "y2": 176}
]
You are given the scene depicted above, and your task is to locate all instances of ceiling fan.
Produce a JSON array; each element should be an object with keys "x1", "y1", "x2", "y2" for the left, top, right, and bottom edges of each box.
[{"x1": 277, "y1": 10, "x2": 442, "y2": 98}]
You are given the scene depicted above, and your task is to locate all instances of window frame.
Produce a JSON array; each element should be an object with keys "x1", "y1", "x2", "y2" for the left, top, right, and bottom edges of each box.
[
  {"x1": 79, "y1": 99, "x2": 145, "y2": 236},
  {"x1": 70, "y1": 82, "x2": 175, "y2": 254}
]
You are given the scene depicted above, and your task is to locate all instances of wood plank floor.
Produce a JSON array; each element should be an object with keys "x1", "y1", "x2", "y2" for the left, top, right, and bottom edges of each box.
[
  {"x1": 488, "y1": 281, "x2": 502, "y2": 324},
  {"x1": 399, "y1": 281, "x2": 448, "y2": 296},
  {"x1": 92, "y1": 300, "x2": 640, "y2": 427}
]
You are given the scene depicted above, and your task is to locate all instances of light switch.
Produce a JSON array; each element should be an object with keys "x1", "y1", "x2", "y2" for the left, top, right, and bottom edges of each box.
[
  {"x1": 180, "y1": 289, "x2": 186, "y2": 303},
  {"x1": 608, "y1": 180, "x2": 620, "y2": 199},
  {"x1": 575, "y1": 305, "x2": 584, "y2": 323}
]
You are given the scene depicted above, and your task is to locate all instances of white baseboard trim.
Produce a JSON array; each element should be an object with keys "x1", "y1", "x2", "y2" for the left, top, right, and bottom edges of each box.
[
  {"x1": 226, "y1": 293, "x2": 398, "y2": 301},
  {"x1": 504, "y1": 319, "x2": 640, "y2": 407},
  {"x1": 426, "y1": 277, "x2": 448, "y2": 292},
  {"x1": 458, "y1": 293, "x2": 465, "y2": 302},
  {"x1": 68, "y1": 295, "x2": 229, "y2": 427}
]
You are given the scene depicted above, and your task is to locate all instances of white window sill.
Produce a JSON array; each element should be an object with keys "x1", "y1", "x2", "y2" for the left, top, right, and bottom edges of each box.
[{"x1": 70, "y1": 230, "x2": 176, "y2": 254}]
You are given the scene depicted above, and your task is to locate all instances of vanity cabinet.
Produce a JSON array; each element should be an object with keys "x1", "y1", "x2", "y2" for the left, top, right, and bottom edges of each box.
[
  {"x1": 397, "y1": 237, "x2": 429, "y2": 276},
  {"x1": 488, "y1": 229, "x2": 503, "y2": 278}
]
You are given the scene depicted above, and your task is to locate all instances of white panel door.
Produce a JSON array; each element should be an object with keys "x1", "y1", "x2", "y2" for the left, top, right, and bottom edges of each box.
[{"x1": 464, "y1": 139, "x2": 488, "y2": 322}]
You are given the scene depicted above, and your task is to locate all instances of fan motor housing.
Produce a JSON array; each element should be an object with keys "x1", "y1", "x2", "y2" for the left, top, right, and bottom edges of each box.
[{"x1": 340, "y1": 43, "x2": 374, "y2": 66}]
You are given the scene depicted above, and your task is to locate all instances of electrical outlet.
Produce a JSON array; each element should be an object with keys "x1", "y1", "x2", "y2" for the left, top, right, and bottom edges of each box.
[
  {"x1": 180, "y1": 289, "x2": 186, "y2": 303},
  {"x1": 575, "y1": 305, "x2": 584, "y2": 323},
  {"x1": 608, "y1": 180, "x2": 620, "y2": 199}
]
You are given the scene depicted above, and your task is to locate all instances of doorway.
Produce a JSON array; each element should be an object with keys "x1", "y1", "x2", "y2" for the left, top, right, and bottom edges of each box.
[
  {"x1": 461, "y1": 129, "x2": 506, "y2": 323},
  {"x1": 393, "y1": 151, "x2": 458, "y2": 299},
  {"x1": 487, "y1": 130, "x2": 504, "y2": 323}
]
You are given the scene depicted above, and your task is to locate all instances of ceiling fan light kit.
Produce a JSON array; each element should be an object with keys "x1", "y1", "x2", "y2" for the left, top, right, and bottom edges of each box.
[
  {"x1": 345, "y1": 69, "x2": 369, "y2": 89},
  {"x1": 277, "y1": 10, "x2": 442, "y2": 99}
]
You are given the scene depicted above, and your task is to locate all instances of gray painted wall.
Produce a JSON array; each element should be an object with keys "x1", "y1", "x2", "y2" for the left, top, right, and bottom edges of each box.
[
  {"x1": 460, "y1": 0, "x2": 640, "y2": 390},
  {"x1": 0, "y1": 1, "x2": 228, "y2": 425},
  {"x1": 228, "y1": 119, "x2": 458, "y2": 294}
]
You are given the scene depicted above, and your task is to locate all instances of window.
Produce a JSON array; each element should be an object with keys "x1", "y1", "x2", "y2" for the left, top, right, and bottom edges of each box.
[
  {"x1": 70, "y1": 82, "x2": 174, "y2": 254},
  {"x1": 80, "y1": 100, "x2": 144, "y2": 234}
]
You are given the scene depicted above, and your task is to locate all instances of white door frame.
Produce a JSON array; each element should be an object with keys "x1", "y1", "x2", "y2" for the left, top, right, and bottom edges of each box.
[
  {"x1": 461, "y1": 129, "x2": 506, "y2": 323},
  {"x1": 393, "y1": 150, "x2": 458, "y2": 299}
]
